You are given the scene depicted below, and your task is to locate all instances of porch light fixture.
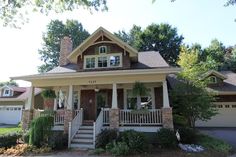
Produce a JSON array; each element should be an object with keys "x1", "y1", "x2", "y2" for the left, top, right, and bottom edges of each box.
[{"x1": 94, "y1": 87, "x2": 100, "y2": 92}]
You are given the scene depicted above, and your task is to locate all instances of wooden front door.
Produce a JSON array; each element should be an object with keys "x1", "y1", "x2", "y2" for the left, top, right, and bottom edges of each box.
[{"x1": 80, "y1": 90, "x2": 96, "y2": 121}]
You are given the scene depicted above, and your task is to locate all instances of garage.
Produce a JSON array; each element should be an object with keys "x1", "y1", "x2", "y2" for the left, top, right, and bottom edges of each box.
[
  {"x1": 0, "y1": 106, "x2": 23, "y2": 125},
  {"x1": 196, "y1": 103, "x2": 236, "y2": 127}
]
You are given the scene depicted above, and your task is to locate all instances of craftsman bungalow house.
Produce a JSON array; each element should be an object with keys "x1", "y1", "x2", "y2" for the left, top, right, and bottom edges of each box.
[{"x1": 12, "y1": 27, "x2": 180, "y2": 149}]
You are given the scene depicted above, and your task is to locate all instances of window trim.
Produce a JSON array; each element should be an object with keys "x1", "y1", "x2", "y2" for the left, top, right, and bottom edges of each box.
[
  {"x1": 99, "y1": 46, "x2": 107, "y2": 54},
  {"x1": 3, "y1": 88, "x2": 12, "y2": 97},
  {"x1": 209, "y1": 76, "x2": 217, "y2": 84},
  {"x1": 84, "y1": 53, "x2": 122, "y2": 69}
]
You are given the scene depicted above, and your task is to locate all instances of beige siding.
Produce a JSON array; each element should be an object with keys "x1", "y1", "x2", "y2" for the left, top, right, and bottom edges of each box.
[{"x1": 0, "y1": 101, "x2": 24, "y2": 106}]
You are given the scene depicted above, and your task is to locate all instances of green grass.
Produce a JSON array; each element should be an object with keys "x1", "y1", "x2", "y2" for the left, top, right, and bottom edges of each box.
[
  {"x1": 0, "y1": 126, "x2": 22, "y2": 135},
  {"x1": 197, "y1": 134, "x2": 232, "y2": 154}
]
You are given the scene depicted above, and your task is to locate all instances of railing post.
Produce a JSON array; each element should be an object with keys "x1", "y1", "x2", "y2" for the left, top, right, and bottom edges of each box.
[
  {"x1": 93, "y1": 122, "x2": 96, "y2": 149},
  {"x1": 68, "y1": 122, "x2": 72, "y2": 148}
]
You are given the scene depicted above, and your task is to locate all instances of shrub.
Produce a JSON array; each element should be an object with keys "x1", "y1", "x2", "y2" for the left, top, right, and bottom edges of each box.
[
  {"x1": 197, "y1": 134, "x2": 232, "y2": 153},
  {"x1": 177, "y1": 127, "x2": 197, "y2": 144},
  {"x1": 0, "y1": 132, "x2": 21, "y2": 148},
  {"x1": 29, "y1": 115, "x2": 54, "y2": 147},
  {"x1": 173, "y1": 114, "x2": 188, "y2": 127},
  {"x1": 48, "y1": 131, "x2": 68, "y2": 150},
  {"x1": 96, "y1": 129, "x2": 118, "y2": 148},
  {"x1": 120, "y1": 130, "x2": 148, "y2": 153},
  {"x1": 157, "y1": 128, "x2": 177, "y2": 148},
  {"x1": 107, "y1": 142, "x2": 130, "y2": 156},
  {"x1": 41, "y1": 89, "x2": 56, "y2": 99}
]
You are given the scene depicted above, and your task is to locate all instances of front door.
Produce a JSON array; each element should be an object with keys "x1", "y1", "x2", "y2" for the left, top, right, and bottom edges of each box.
[
  {"x1": 96, "y1": 91, "x2": 108, "y2": 117},
  {"x1": 80, "y1": 90, "x2": 96, "y2": 121}
]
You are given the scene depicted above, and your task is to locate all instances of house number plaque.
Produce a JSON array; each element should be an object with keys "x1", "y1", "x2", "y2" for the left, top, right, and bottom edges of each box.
[{"x1": 88, "y1": 80, "x2": 96, "y2": 84}]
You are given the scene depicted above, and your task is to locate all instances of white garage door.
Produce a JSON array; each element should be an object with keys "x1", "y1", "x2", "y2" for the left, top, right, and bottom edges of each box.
[
  {"x1": 0, "y1": 106, "x2": 23, "y2": 125},
  {"x1": 196, "y1": 103, "x2": 236, "y2": 127}
]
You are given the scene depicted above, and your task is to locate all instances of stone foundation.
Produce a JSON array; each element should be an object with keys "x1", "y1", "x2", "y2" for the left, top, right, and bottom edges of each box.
[
  {"x1": 64, "y1": 110, "x2": 73, "y2": 133},
  {"x1": 162, "y1": 107, "x2": 174, "y2": 129},
  {"x1": 109, "y1": 108, "x2": 119, "y2": 129},
  {"x1": 22, "y1": 110, "x2": 34, "y2": 131}
]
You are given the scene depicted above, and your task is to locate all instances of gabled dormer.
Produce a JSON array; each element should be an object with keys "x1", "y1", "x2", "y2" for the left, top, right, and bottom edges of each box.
[
  {"x1": 66, "y1": 27, "x2": 138, "y2": 71},
  {"x1": 202, "y1": 70, "x2": 227, "y2": 86},
  {"x1": 0, "y1": 85, "x2": 13, "y2": 97}
]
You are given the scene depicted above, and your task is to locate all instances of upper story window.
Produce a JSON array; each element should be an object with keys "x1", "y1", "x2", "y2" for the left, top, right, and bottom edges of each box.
[
  {"x1": 84, "y1": 53, "x2": 122, "y2": 69},
  {"x1": 209, "y1": 76, "x2": 217, "y2": 84},
  {"x1": 99, "y1": 46, "x2": 107, "y2": 54},
  {"x1": 3, "y1": 89, "x2": 12, "y2": 97},
  {"x1": 86, "y1": 57, "x2": 95, "y2": 69}
]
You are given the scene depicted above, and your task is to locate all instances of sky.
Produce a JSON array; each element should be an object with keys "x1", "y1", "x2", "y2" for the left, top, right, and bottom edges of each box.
[{"x1": 0, "y1": 0, "x2": 235, "y2": 87}]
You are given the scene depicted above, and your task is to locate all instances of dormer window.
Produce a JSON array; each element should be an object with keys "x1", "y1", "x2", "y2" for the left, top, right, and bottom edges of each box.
[
  {"x1": 3, "y1": 89, "x2": 11, "y2": 97},
  {"x1": 209, "y1": 76, "x2": 217, "y2": 84},
  {"x1": 110, "y1": 56, "x2": 120, "y2": 67},
  {"x1": 98, "y1": 56, "x2": 108, "y2": 67},
  {"x1": 99, "y1": 46, "x2": 107, "y2": 54}
]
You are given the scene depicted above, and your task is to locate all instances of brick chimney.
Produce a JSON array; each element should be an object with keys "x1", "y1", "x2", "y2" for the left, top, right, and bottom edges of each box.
[{"x1": 59, "y1": 36, "x2": 73, "y2": 66}]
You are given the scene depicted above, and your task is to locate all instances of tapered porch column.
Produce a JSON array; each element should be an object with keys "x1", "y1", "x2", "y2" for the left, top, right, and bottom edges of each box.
[
  {"x1": 110, "y1": 83, "x2": 119, "y2": 129},
  {"x1": 22, "y1": 86, "x2": 34, "y2": 130},
  {"x1": 112, "y1": 83, "x2": 118, "y2": 109},
  {"x1": 162, "y1": 80, "x2": 173, "y2": 129},
  {"x1": 64, "y1": 85, "x2": 73, "y2": 133}
]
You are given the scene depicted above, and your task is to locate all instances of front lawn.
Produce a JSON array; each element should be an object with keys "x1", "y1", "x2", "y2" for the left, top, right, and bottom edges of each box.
[{"x1": 0, "y1": 126, "x2": 21, "y2": 135}]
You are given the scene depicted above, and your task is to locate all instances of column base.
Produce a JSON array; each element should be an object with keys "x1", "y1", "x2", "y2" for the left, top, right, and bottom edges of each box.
[
  {"x1": 22, "y1": 109, "x2": 34, "y2": 131},
  {"x1": 109, "y1": 108, "x2": 119, "y2": 129},
  {"x1": 162, "y1": 107, "x2": 174, "y2": 130},
  {"x1": 64, "y1": 110, "x2": 73, "y2": 133}
]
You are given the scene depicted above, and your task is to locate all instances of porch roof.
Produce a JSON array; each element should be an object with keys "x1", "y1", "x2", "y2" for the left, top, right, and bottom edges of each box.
[{"x1": 12, "y1": 67, "x2": 181, "y2": 82}]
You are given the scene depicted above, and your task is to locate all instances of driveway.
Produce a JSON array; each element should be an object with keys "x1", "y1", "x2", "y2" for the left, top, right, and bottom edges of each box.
[{"x1": 199, "y1": 128, "x2": 236, "y2": 149}]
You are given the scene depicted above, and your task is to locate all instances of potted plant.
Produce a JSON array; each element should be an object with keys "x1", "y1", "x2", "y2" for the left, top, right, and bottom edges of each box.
[
  {"x1": 41, "y1": 89, "x2": 56, "y2": 110},
  {"x1": 132, "y1": 82, "x2": 150, "y2": 110}
]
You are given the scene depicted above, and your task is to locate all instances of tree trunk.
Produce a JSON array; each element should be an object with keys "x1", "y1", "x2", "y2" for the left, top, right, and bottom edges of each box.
[{"x1": 137, "y1": 95, "x2": 141, "y2": 109}]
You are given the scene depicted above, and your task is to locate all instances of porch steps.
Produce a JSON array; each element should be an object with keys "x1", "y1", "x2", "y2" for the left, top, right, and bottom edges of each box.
[{"x1": 70, "y1": 123, "x2": 94, "y2": 149}]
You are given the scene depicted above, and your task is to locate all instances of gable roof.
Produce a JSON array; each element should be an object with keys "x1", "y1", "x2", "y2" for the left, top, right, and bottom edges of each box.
[
  {"x1": 0, "y1": 85, "x2": 26, "y2": 92},
  {"x1": 67, "y1": 27, "x2": 138, "y2": 63},
  {"x1": 167, "y1": 71, "x2": 236, "y2": 95},
  {"x1": 0, "y1": 87, "x2": 41, "y2": 102},
  {"x1": 202, "y1": 70, "x2": 227, "y2": 80}
]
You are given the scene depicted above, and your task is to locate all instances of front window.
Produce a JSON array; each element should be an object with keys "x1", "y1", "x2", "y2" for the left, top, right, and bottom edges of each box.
[
  {"x1": 110, "y1": 56, "x2": 120, "y2": 67},
  {"x1": 127, "y1": 89, "x2": 152, "y2": 109},
  {"x1": 86, "y1": 57, "x2": 95, "y2": 69},
  {"x1": 98, "y1": 56, "x2": 108, "y2": 68},
  {"x1": 73, "y1": 91, "x2": 79, "y2": 110}
]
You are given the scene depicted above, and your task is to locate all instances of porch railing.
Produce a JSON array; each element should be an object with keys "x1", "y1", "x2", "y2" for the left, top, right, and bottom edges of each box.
[
  {"x1": 103, "y1": 108, "x2": 110, "y2": 125},
  {"x1": 93, "y1": 108, "x2": 104, "y2": 148},
  {"x1": 54, "y1": 111, "x2": 65, "y2": 125},
  {"x1": 68, "y1": 108, "x2": 83, "y2": 148},
  {"x1": 119, "y1": 109, "x2": 162, "y2": 126}
]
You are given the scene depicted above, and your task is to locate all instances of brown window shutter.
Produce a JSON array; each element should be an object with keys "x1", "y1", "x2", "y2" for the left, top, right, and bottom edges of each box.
[{"x1": 95, "y1": 46, "x2": 99, "y2": 55}]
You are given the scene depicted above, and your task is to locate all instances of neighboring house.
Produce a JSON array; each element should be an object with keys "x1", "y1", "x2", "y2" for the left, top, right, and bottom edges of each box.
[
  {"x1": 12, "y1": 27, "x2": 180, "y2": 149},
  {"x1": 168, "y1": 70, "x2": 236, "y2": 128},
  {"x1": 0, "y1": 85, "x2": 43, "y2": 125}
]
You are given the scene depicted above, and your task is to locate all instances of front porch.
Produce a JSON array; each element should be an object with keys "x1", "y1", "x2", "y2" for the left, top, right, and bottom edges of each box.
[{"x1": 22, "y1": 75, "x2": 174, "y2": 149}]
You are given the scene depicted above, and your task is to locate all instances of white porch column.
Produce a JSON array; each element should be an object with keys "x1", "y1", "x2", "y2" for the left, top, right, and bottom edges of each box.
[
  {"x1": 54, "y1": 88, "x2": 58, "y2": 111},
  {"x1": 77, "y1": 86, "x2": 81, "y2": 109},
  {"x1": 112, "y1": 83, "x2": 118, "y2": 109},
  {"x1": 67, "y1": 85, "x2": 73, "y2": 110},
  {"x1": 163, "y1": 80, "x2": 170, "y2": 108},
  {"x1": 26, "y1": 86, "x2": 35, "y2": 110}
]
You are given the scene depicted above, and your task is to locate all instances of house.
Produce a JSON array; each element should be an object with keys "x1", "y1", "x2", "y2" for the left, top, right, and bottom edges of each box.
[
  {"x1": 12, "y1": 27, "x2": 180, "y2": 149},
  {"x1": 168, "y1": 70, "x2": 236, "y2": 128},
  {"x1": 0, "y1": 85, "x2": 43, "y2": 125}
]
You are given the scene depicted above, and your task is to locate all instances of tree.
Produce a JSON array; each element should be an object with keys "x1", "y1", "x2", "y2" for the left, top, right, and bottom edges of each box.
[
  {"x1": 115, "y1": 25, "x2": 142, "y2": 49},
  {"x1": 132, "y1": 82, "x2": 150, "y2": 109},
  {"x1": 115, "y1": 23, "x2": 184, "y2": 65},
  {"x1": 38, "y1": 20, "x2": 90, "y2": 73},
  {"x1": 171, "y1": 46, "x2": 217, "y2": 128},
  {"x1": 0, "y1": 80, "x2": 18, "y2": 87},
  {"x1": 0, "y1": 0, "x2": 107, "y2": 28}
]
